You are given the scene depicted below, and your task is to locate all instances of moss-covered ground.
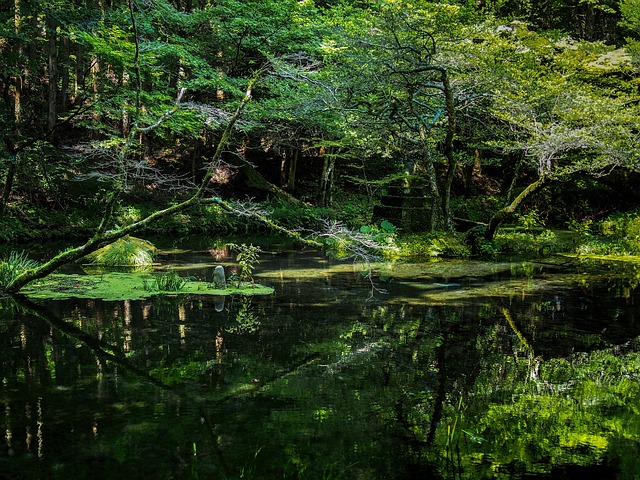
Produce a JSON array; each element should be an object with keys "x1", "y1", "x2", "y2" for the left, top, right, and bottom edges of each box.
[{"x1": 21, "y1": 272, "x2": 273, "y2": 301}]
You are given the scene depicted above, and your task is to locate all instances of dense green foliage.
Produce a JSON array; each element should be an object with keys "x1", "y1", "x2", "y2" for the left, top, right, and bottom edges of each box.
[{"x1": 2, "y1": 0, "x2": 640, "y2": 256}]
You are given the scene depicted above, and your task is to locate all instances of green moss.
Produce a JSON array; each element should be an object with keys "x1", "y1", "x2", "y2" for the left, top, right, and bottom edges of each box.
[
  {"x1": 83, "y1": 236, "x2": 157, "y2": 266},
  {"x1": 21, "y1": 272, "x2": 274, "y2": 301}
]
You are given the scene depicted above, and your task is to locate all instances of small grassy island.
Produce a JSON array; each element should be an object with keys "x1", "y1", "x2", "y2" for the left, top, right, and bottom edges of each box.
[
  {"x1": 21, "y1": 271, "x2": 273, "y2": 301},
  {"x1": 8, "y1": 238, "x2": 273, "y2": 301}
]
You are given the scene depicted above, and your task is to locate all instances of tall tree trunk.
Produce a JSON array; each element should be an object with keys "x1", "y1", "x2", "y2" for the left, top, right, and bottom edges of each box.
[
  {"x1": 319, "y1": 149, "x2": 335, "y2": 207},
  {"x1": 279, "y1": 147, "x2": 287, "y2": 187},
  {"x1": 288, "y1": 148, "x2": 298, "y2": 190},
  {"x1": 424, "y1": 153, "x2": 443, "y2": 232},
  {"x1": 439, "y1": 67, "x2": 456, "y2": 231},
  {"x1": 60, "y1": 35, "x2": 70, "y2": 112},
  {"x1": 12, "y1": 0, "x2": 23, "y2": 122},
  {"x1": 1, "y1": 0, "x2": 24, "y2": 216},
  {"x1": 47, "y1": 14, "x2": 58, "y2": 138},
  {"x1": 75, "y1": 43, "x2": 85, "y2": 99},
  {"x1": 90, "y1": 55, "x2": 101, "y2": 137},
  {"x1": 121, "y1": 71, "x2": 131, "y2": 136},
  {"x1": 0, "y1": 159, "x2": 17, "y2": 217}
]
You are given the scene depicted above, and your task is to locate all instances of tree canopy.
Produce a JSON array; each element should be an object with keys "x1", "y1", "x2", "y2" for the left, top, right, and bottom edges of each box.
[{"x1": 2, "y1": 0, "x2": 640, "y2": 289}]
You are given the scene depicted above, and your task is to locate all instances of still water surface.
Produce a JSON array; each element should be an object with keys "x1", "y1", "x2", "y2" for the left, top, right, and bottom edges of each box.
[{"x1": 1, "y1": 243, "x2": 640, "y2": 479}]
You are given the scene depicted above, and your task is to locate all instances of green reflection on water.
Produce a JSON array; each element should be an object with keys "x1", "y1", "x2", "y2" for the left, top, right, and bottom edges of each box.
[{"x1": 1, "y1": 252, "x2": 640, "y2": 478}]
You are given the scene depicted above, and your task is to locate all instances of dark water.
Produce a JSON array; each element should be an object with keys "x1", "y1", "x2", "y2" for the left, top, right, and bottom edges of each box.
[{"x1": 1, "y1": 245, "x2": 640, "y2": 479}]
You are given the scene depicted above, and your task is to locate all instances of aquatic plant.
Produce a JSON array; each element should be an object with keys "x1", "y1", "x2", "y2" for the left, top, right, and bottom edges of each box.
[
  {"x1": 445, "y1": 397, "x2": 465, "y2": 468},
  {"x1": 228, "y1": 243, "x2": 262, "y2": 287},
  {"x1": 0, "y1": 251, "x2": 39, "y2": 291},
  {"x1": 149, "y1": 271, "x2": 186, "y2": 291}
]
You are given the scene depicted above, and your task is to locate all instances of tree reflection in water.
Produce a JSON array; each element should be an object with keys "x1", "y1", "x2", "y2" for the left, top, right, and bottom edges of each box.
[{"x1": 1, "y1": 251, "x2": 640, "y2": 479}]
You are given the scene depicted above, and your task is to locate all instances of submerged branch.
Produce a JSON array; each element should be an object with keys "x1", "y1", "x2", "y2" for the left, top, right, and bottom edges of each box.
[{"x1": 502, "y1": 307, "x2": 534, "y2": 355}]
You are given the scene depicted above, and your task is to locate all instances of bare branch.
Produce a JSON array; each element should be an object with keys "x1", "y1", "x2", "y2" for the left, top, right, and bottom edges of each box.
[{"x1": 133, "y1": 87, "x2": 186, "y2": 133}]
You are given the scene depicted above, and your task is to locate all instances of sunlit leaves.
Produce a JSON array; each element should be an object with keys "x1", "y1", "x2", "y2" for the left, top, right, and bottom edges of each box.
[{"x1": 454, "y1": 22, "x2": 640, "y2": 178}]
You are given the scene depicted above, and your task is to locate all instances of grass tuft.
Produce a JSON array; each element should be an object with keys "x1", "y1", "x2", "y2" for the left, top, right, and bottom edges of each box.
[{"x1": 0, "y1": 251, "x2": 40, "y2": 290}]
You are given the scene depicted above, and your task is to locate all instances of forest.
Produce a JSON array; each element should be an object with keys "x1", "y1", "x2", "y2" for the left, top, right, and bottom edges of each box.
[
  {"x1": 2, "y1": 0, "x2": 640, "y2": 270},
  {"x1": 3, "y1": 2, "x2": 640, "y2": 479}
]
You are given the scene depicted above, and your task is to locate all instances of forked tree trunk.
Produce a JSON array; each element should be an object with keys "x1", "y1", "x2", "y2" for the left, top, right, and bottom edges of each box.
[{"x1": 484, "y1": 175, "x2": 548, "y2": 241}]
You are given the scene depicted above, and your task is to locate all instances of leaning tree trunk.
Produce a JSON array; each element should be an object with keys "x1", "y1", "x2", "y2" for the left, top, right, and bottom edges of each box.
[
  {"x1": 226, "y1": 155, "x2": 302, "y2": 205},
  {"x1": 484, "y1": 175, "x2": 548, "y2": 241},
  {"x1": 6, "y1": 78, "x2": 259, "y2": 294}
]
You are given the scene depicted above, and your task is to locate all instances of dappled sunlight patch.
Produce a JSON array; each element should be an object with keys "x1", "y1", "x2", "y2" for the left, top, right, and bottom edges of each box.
[{"x1": 566, "y1": 253, "x2": 640, "y2": 263}]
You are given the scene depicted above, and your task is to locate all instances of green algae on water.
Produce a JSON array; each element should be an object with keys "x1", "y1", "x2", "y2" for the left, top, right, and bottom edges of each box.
[{"x1": 21, "y1": 272, "x2": 274, "y2": 301}]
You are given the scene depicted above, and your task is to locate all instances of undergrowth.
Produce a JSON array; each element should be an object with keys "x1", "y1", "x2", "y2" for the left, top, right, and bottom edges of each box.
[
  {"x1": 571, "y1": 211, "x2": 640, "y2": 256},
  {"x1": 0, "y1": 251, "x2": 39, "y2": 291},
  {"x1": 396, "y1": 233, "x2": 471, "y2": 259}
]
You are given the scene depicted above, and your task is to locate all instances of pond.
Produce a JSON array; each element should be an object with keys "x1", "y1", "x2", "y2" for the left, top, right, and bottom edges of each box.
[{"x1": 1, "y1": 240, "x2": 640, "y2": 479}]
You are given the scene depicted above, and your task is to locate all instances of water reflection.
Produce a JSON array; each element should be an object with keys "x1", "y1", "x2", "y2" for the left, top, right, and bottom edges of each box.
[{"x1": 0, "y1": 252, "x2": 640, "y2": 478}]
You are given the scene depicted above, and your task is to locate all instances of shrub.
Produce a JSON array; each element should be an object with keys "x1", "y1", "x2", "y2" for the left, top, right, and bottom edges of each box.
[
  {"x1": 144, "y1": 270, "x2": 186, "y2": 291},
  {"x1": 495, "y1": 229, "x2": 572, "y2": 256},
  {"x1": 268, "y1": 201, "x2": 335, "y2": 230},
  {"x1": 396, "y1": 233, "x2": 471, "y2": 259}
]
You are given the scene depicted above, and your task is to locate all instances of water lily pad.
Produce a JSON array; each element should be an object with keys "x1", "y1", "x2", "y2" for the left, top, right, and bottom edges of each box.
[{"x1": 21, "y1": 272, "x2": 274, "y2": 301}]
